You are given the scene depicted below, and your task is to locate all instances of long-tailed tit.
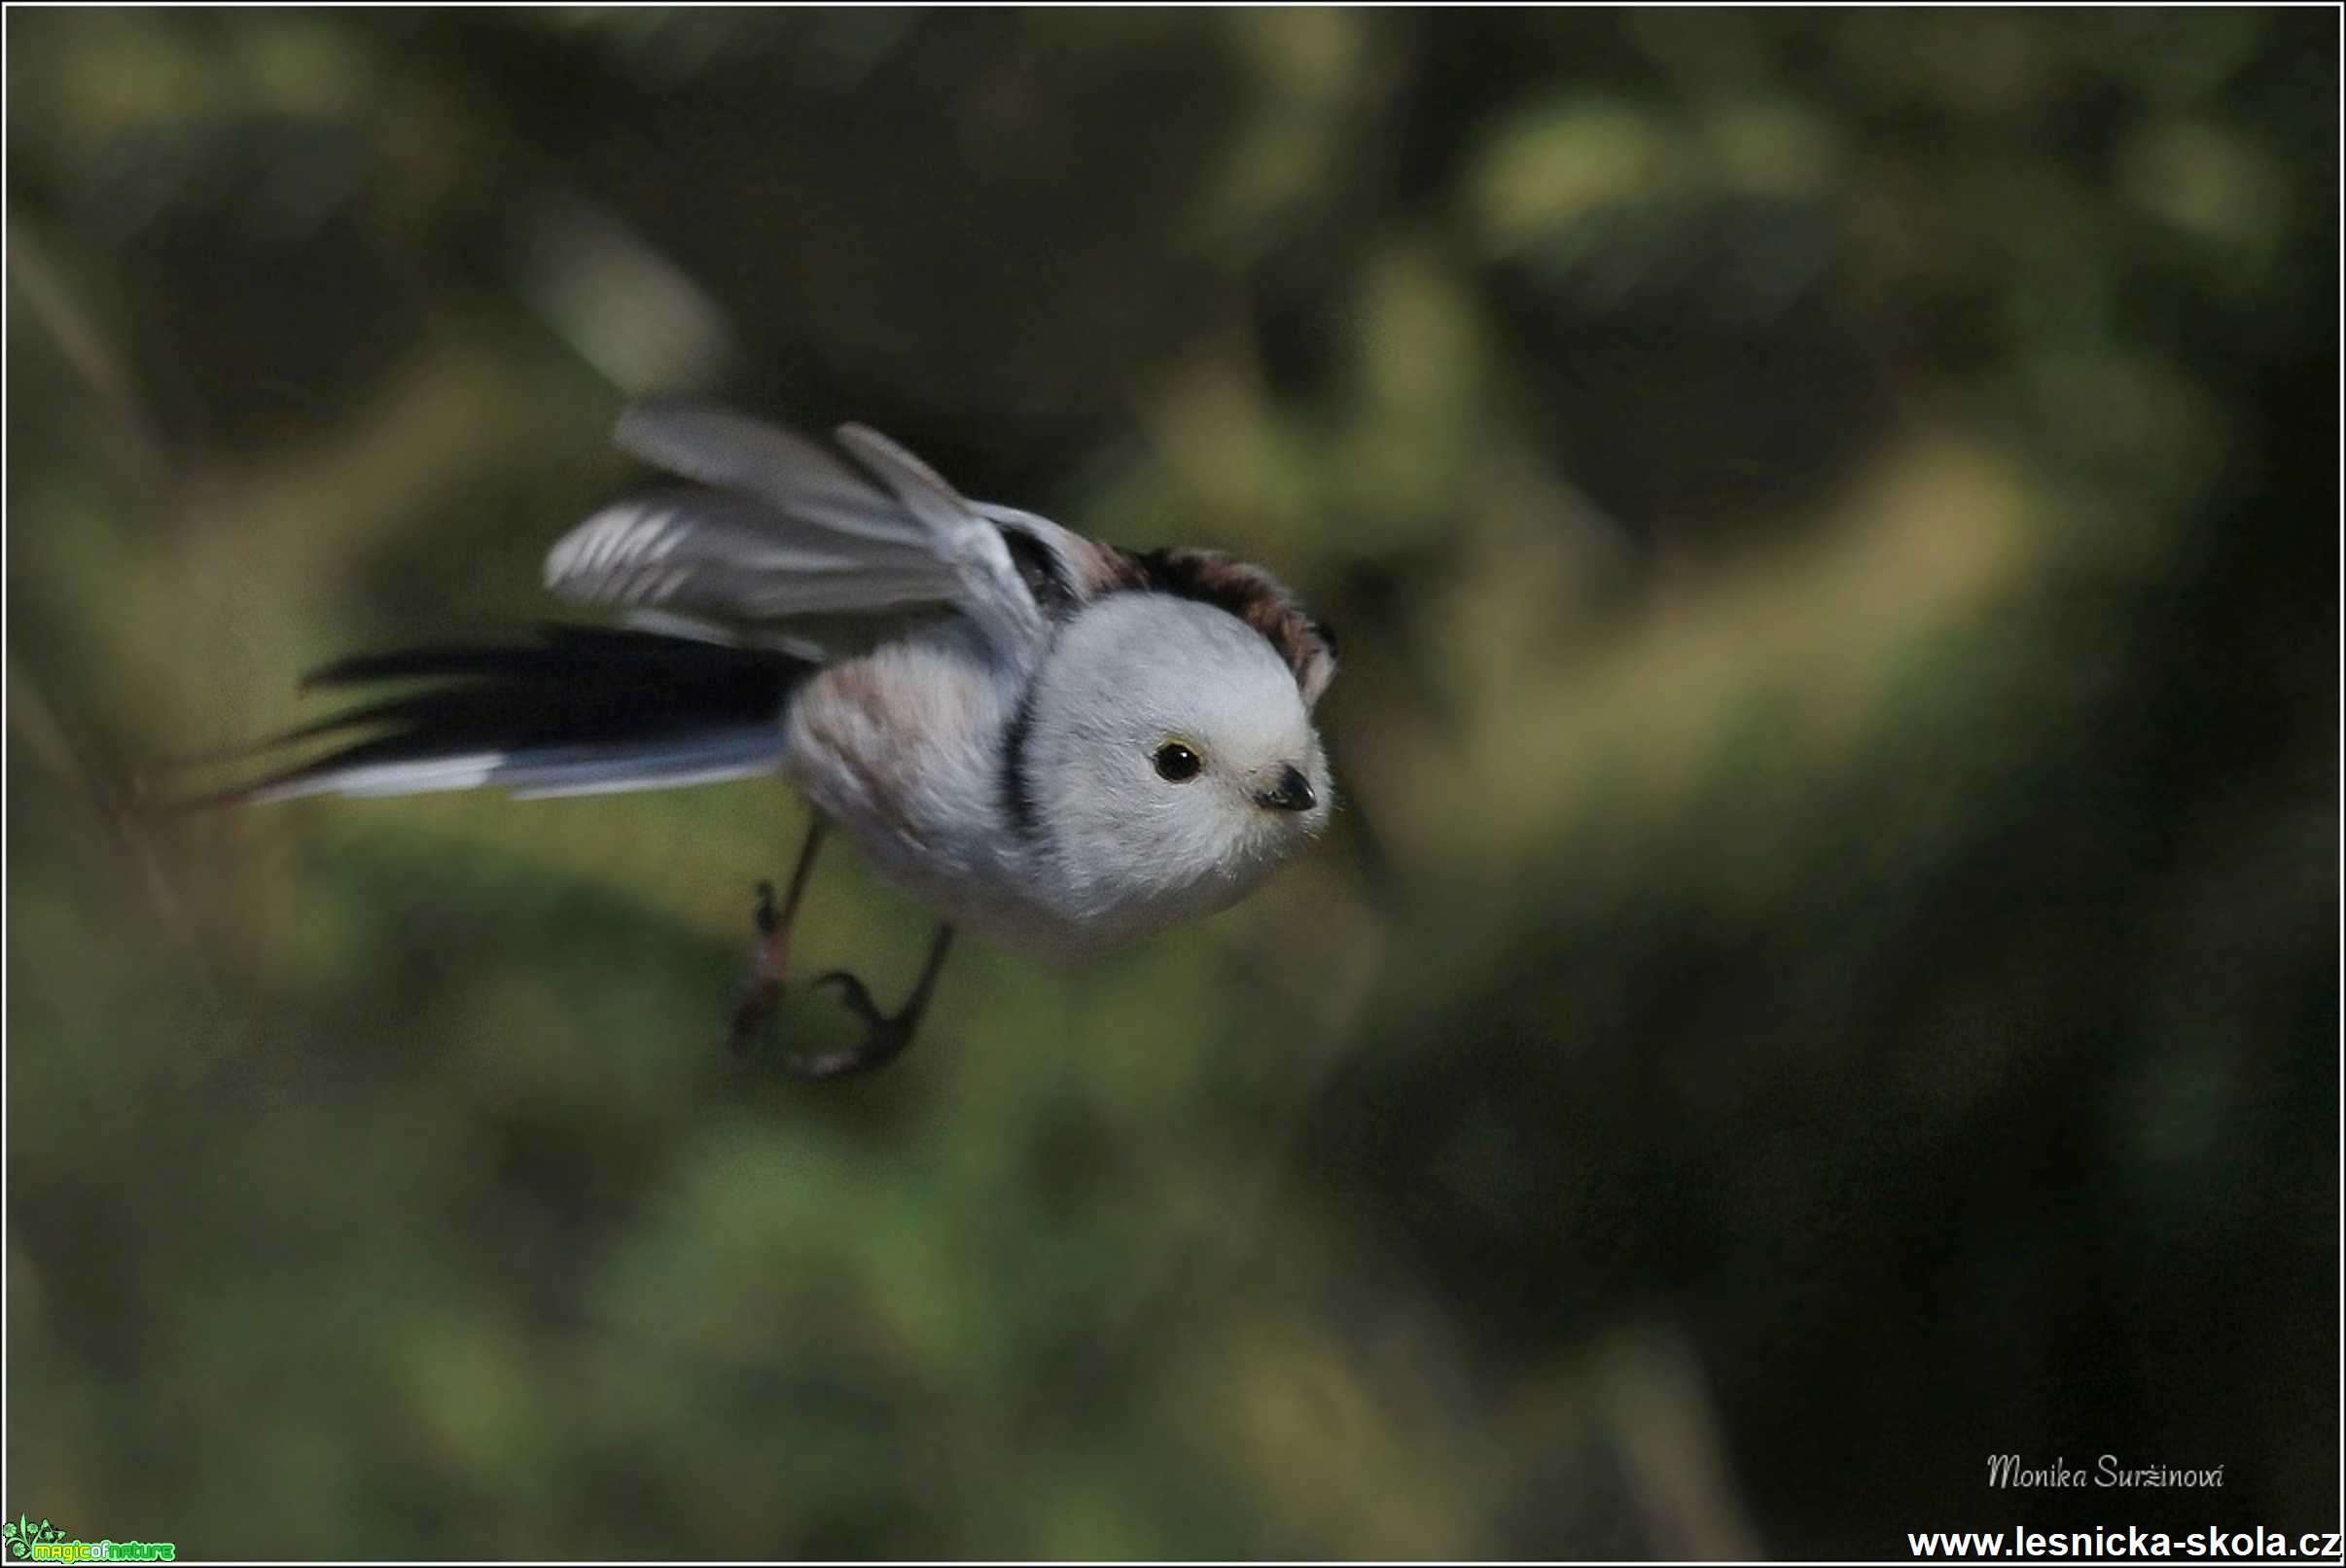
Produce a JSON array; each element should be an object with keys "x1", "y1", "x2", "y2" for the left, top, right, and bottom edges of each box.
[{"x1": 224, "y1": 401, "x2": 1339, "y2": 1077}]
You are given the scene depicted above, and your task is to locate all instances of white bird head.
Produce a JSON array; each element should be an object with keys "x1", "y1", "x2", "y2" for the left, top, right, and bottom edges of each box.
[{"x1": 1017, "y1": 591, "x2": 1332, "y2": 940}]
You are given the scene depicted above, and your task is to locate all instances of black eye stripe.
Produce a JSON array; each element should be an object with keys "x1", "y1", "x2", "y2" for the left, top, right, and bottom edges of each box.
[{"x1": 1153, "y1": 741, "x2": 1202, "y2": 782}]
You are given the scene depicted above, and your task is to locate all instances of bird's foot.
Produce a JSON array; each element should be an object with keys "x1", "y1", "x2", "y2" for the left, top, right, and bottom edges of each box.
[{"x1": 788, "y1": 969, "x2": 925, "y2": 1079}]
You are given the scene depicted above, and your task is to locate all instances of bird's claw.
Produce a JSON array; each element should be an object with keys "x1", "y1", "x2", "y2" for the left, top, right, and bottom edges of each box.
[
  {"x1": 809, "y1": 968, "x2": 881, "y2": 1019},
  {"x1": 789, "y1": 970, "x2": 916, "y2": 1079}
]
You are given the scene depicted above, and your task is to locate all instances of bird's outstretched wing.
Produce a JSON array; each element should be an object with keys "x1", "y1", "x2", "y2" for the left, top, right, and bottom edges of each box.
[{"x1": 546, "y1": 399, "x2": 1048, "y2": 656}]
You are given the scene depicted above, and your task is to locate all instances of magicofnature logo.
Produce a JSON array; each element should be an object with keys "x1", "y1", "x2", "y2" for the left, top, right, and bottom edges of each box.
[{"x1": 1, "y1": 1515, "x2": 174, "y2": 1562}]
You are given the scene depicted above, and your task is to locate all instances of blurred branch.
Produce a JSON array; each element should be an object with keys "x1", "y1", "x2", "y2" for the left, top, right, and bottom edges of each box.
[
  {"x1": 7, "y1": 216, "x2": 178, "y2": 503},
  {"x1": 508, "y1": 188, "x2": 735, "y2": 395},
  {"x1": 1596, "y1": 1324, "x2": 1764, "y2": 1559}
]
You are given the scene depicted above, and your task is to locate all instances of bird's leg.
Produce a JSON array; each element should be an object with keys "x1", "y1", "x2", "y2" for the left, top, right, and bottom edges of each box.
[
  {"x1": 729, "y1": 818, "x2": 828, "y2": 1051},
  {"x1": 794, "y1": 922, "x2": 957, "y2": 1080}
]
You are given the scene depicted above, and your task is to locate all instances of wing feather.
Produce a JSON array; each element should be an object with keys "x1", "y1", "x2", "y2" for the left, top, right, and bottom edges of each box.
[
  {"x1": 614, "y1": 400, "x2": 916, "y2": 549},
  {"x1": 551, "y1": 400, "x2": 1046, "y2": 653},
  {"x1": 546, "y1": 492, "x2": 960, "y2": 619}
]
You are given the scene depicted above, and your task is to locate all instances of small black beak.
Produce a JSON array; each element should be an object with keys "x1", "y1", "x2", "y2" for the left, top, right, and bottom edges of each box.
[{"x1": 1257, "y1": 765, "x2": 1316, "y2": 814}]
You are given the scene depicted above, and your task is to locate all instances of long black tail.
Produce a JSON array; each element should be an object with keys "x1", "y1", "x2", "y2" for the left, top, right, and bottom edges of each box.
[{"x1": 208, "y1": 624, "x2": 813, "y2": 806}]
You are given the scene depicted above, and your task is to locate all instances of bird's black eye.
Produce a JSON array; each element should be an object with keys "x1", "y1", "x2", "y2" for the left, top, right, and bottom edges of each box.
[{"x1": 1153, "y1": 741, "x2": 1202, "y2": 782}]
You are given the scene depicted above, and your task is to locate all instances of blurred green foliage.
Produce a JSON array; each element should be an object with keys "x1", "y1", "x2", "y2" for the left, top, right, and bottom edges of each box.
[{"x1": 6, "y1": 9, "x2": 2336, "y2": 1559}]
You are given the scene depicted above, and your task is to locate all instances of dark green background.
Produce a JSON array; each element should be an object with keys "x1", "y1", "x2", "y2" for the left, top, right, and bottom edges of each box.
[{"x1": 7, "y1": 9, "x2": 2337, "y2": 1559}]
